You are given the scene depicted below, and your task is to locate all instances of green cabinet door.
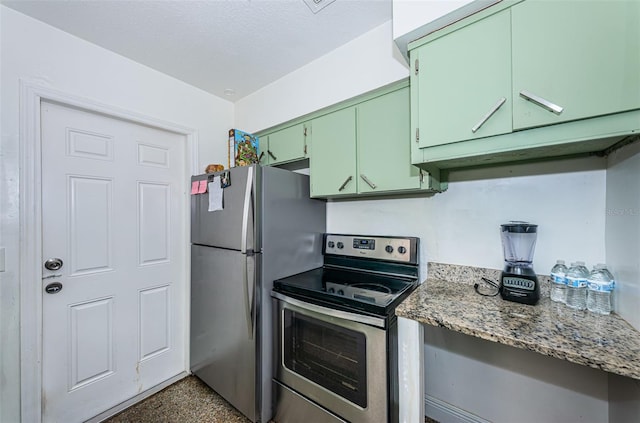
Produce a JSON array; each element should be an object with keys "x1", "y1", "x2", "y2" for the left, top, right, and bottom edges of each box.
[
  {"x1": 310, "y1": 107, "x2": 357, "y2": 197},
  {"x1": 257, "y1": 134, "x2": 269, "y2": 165},
  {"x1": 512, "y1": 0, "x2": 640, "y2": 130},
  {"x1": 266, "y1": 123, "x2": 307, "y2": 165},
  {"x1": 357, "y1": 87, "x2": 421, "y2": 193},
  {"x1": 415, "y1": 9, "x2": 512, "y2": 148}
]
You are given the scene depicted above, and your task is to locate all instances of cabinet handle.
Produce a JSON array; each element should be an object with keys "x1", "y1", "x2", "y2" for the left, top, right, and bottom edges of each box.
[
  {"x1": 519, "y1": 90, "x2": 564, "y2": 115},
  {"x1": 267, "y1": 150, "x2": 277, "y2": 161},
  {"x1": 360, "y1": 174, "x2": 377, "y2": 189},
  {"x1": 471, "y1": 97, "x2": 506, "y2": 133},
  {"x1": 338, "y1": 176, "x2": 353, "y2": 192},
  {"x1": 258, "y1": 151, "x2": 265, "y2": 162}
]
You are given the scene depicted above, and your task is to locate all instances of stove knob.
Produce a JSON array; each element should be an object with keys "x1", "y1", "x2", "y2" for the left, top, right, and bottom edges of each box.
[
  {"x1": 337, "y1": 289, "x2": 344, "y2": 296},
  {"x1": 398, "y1": 246, "x2": 407, "y2": 254},
  {"x1": 328, "y1": 241, "x2": 335, "y2": 248},
  {"x1": 328, "y1": 287, "x2": 335, "y2": 293},
  {"x1": 337, "y1": 242, "x2": 344, "y2": 249},
  {"x1": 385, "y1": 245, "x2": 394, "y2": 254}
]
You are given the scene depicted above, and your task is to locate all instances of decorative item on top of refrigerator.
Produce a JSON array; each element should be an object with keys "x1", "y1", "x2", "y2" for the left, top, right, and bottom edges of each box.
[{"x1": 228, "y1": 129, "x2": 259, "y2": 168}]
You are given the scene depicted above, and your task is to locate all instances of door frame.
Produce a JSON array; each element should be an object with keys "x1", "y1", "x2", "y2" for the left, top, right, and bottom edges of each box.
[{"x1": 19, "y1": 80, "x2": 198, "y2": 423}]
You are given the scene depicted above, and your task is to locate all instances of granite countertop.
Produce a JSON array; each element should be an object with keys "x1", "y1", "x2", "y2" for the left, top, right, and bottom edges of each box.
[{"x1": 396, "y1": 263, "x2": 640, "y2": 380}]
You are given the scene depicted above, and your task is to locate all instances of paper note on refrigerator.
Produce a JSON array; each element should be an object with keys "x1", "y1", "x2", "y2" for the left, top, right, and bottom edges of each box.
[
  {"x1": 208, "y1": 178, "x2": 223, "y2": 211},
  {"x1": 190, "y1": 181, "x2": 199, "y2": 195},
  {"x1": 198, "y1": 180, "x2": 208, "y2": 194}
]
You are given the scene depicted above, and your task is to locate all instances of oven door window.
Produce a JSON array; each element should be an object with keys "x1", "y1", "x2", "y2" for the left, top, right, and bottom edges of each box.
[{"x1": 283, "y1": 310, "x2": 367, "y2": 408}]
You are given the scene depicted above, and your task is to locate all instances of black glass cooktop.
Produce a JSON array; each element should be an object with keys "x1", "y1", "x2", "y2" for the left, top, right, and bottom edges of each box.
[{"x1": 273, "y1": 266, "x2": 417, "y2": 317}]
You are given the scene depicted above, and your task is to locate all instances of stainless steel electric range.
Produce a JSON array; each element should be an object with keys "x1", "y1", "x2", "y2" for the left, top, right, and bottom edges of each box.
[{"x1": 271, "y1": 233, "x2": 419, "y2": 423}]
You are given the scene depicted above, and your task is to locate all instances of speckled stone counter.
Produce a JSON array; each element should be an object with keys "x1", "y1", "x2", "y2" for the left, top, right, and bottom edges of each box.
[{"x1": 396, "y1": 263, "x2": 640, "y2": 380}]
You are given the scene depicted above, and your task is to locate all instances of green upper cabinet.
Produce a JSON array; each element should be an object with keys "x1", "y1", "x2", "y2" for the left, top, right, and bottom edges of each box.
[
  {"x1": 263, "y1": 123, "x2": 308, "y2": 166},
  {"x1": 413, "y1": 9, "x2": 512, "y2": 149},
  {"x1": 357, "y1": 87, "x2": 421, "y2": 193},
  {"x1": 310, "y1": 85, "x2": 438, "y2": 198},
  {"x1": 309, "y1": 107, "x2": 357, "y2": 196},
  {"x1": 257, "y1": 81, "x2": 445, "y2": 198},
  {"x1": 408, "y1": 0, "x2": 640, "y2": 170},
  {"x1": 512, "y1": 0, "x2": 640, "y2": 130}
]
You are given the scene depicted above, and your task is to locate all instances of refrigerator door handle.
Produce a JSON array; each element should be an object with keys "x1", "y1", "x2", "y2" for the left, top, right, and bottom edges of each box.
[
  {"x1": 243, "y1": 254, "x2": 254, "y2": 339},
  {"x1": 240, "y1": 166, "x2": 254, "y2": 254},
  {"x1": 241, "y1": 166, "x2": 255, "y2": 339}
]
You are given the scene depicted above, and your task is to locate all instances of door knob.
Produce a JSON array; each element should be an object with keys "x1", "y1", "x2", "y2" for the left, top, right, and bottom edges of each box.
[
  {"x1": 44, "y1": 258, "x2": 63, "y2": 271},
  {"x1": 45, "y1": 282, "x2": 63, "y2": 294}
]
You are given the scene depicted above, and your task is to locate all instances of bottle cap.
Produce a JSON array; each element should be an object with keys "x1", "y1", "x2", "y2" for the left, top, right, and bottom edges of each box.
[
  {"x1": 556, "y1": 260, "x2": 565, "y2": 265},
  {"x1": 576, "y1": 261, "x2": 585, "y2": 265}
]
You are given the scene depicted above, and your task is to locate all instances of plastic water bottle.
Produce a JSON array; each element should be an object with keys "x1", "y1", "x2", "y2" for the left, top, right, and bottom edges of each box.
[
  {"x1": 565, "y1": 261, "x2": 589, "y2": 310},
  {"x1": 587, "y1": 264, "x2": 615, "y2": 315},
  {"x1": 550, "y1": 260, "x2": 568, "y2": 303}
]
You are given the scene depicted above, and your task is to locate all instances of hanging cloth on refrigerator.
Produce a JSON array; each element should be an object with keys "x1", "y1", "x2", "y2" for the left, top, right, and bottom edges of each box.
[{"x1": 208, "y1": 178, "x2": 223, "y2": 211}]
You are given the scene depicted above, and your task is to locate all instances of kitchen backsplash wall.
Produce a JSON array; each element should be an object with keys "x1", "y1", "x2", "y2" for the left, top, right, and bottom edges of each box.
[{"x1": 327, "y1": 156, "x2": 607, "y2": 283}]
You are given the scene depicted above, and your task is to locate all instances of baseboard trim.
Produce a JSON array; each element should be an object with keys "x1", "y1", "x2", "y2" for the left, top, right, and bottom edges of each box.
[
  {"x1": 87, "y1": 371, "x2": 190, "y2": 423},
  {"x1": 424, "y1": 394, "x2": 490, "y2": 423}
]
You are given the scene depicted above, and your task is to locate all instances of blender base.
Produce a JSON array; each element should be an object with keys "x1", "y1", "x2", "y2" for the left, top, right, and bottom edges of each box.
[{"x1": 500, "y1": 266, "x2": 540, "y2": 305}]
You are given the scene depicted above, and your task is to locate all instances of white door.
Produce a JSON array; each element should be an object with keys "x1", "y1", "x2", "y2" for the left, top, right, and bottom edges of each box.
[{"x1": 40, "y1": 101, "x2": 187, "y2": 422}]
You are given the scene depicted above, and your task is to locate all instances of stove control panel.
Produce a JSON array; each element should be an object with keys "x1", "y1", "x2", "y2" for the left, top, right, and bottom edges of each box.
[{"x1": 324, "y1": 234, "x2": 418, "y2": 264}]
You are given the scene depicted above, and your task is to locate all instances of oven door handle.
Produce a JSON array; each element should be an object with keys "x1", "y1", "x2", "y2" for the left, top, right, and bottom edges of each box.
[{"x1": 272, "y1": 292, "x2": 386, "y2": 329}]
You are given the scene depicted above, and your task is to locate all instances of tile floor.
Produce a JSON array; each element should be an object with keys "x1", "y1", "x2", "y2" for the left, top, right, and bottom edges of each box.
[{"x1": 104, "y1": 375, "x2": 439, "y2": 423}]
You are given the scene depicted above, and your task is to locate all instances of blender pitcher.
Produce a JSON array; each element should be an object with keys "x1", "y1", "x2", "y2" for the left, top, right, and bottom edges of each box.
[{"x1": 500, "y1": 221, "x2": 540, "y2": 305}]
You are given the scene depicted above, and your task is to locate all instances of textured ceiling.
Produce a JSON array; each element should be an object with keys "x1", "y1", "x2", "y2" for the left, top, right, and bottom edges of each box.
[{"x1": 3, "y1": 0, "x2": 393, "y2": 101}]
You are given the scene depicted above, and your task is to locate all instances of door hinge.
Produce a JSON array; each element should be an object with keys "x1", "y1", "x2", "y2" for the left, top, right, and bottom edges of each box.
[
  {"x1": 415, "y1": 128, "x2": 420, "y2": 143},
  {"x1": 414, "y1": 59, "x2": 419, "y2": 75}
]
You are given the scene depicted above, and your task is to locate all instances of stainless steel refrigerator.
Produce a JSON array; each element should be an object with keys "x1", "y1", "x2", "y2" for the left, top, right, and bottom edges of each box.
[{"x1": 190, "y1": 165, "x2": 326, "y2": 423}]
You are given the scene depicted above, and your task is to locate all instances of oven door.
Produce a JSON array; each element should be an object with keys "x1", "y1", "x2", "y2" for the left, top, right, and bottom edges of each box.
[{"x1": 273, "y1": 293, "x2": 388, "y2": 423}]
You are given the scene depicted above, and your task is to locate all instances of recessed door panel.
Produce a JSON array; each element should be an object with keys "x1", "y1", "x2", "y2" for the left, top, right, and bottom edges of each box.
[
  {"x1": 138, "y1": 143, "x2": 170, "y2": 168},
  {"x1": 139, "y1": 285, "x2": 170, "y2": 361},
  {"x1": 67, "y1": 129, "x2": 114, "y2": 161},
  {"x1": 69, "y1": 176, "x2": 113, "y2": 275},
  {"x1": 69, "y1": 297, "x2": 114, "y2": 390},
  {"x1": 138, "y1": 182, "x2": 170, "y2": 265}
]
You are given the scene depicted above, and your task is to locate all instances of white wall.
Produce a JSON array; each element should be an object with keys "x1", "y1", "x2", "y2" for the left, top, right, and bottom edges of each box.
[
  {"x1": 237, "y1": 17, "x2": 613, "y2": 422},
  {"x1": 606, "y1": 141, "x2": 640, "y2": 331},
  {"x1": 234, "y1": 21, "x2": 409, "y2": 133},
  {"x1": 0, "y1": 6, "x2": 233, "y2": 421},
  {"x1": 391, "y1": 0, "x2": 496, "y2": 60},
  {"x1": 392, "y1": 0, "x2": 478, "y2": 39}
]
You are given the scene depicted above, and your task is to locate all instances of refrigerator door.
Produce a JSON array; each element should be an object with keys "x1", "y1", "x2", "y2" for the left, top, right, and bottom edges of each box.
[
  {"x1": 191, "y1": 165, "x2": 258, "y2": 252},
  {"x1": 190, "y1": 244, "x2": 258, "y2": 422},
  {"x1": 258, "y1": 166, "x2": 327, "y2": 423}
]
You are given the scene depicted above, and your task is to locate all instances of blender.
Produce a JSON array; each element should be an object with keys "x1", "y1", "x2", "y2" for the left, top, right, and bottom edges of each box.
[{"x1": 500, "y1": 221, "x2": 540, "y2": 305}]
